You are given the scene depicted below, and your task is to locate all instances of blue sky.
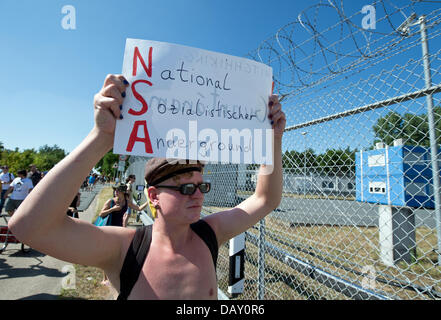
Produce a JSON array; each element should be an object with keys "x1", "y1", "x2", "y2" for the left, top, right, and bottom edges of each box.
[
  {"x1": 0, "y1": 0, "x2": 307, "y2": 153},
  {"x1": 0, "y1": 0, "x2": 439, "y2": 154}
]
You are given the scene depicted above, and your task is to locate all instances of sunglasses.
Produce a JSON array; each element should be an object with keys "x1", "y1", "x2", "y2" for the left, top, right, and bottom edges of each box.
[{"x1": 155, "y1": 182, "x2": 211, "y2": 195}]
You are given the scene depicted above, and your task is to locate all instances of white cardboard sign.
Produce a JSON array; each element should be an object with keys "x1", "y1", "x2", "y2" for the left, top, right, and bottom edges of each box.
[{"x1": 113, "y1": 38, "x2": 273, "y2": 164}]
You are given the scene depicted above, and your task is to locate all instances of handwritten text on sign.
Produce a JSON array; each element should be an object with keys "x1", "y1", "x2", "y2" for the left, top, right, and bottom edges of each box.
[{"x1": 113, "y1": 39, "x2": 274, "y2": 164}]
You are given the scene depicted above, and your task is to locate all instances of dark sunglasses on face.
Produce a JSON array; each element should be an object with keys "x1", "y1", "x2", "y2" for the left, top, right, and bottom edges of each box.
[{"x1": 155, "y1": 182, "x2": 211, "y2": 195}]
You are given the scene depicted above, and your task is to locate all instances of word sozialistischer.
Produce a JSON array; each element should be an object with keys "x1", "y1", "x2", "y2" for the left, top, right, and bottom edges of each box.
[{"x1": 151, "y1": 96, "x2": 266, "y2": 122}]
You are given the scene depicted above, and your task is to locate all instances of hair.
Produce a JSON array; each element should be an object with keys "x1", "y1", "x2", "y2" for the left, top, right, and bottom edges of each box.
[
  {"x1": 17, "y1": 169, "x2": 27, "y2": 176},
  {"x1": 126, "y1": 174, "x2": 135, "y2": 183},
  {"x1": 158, "y1": 164, "x2": 204, "y2": 185}
]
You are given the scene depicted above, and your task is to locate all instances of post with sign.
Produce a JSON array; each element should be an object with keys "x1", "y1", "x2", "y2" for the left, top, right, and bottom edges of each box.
[
  {"x1": 356, "y1": 140, "x2": 421, "y2": 266},
  {"x1": 228, "y1": 233, "x2": 245, "y2": 297},
  {"x1": 112, "y1": 162, "x2": 118, "y2": 181},
  {"x1": 117, "y1": 155, "x2": 128, "y2": 182}
]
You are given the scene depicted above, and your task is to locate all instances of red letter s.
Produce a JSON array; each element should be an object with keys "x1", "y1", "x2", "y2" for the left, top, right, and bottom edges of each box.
[{"x1": 128, "y1": 80, "x2": 152, "y2": 116}]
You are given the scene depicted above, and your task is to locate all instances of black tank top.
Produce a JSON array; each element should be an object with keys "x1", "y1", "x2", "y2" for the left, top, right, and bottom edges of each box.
[{"x1": 110, "y1": 199, "x2": 128, "y2": 227}]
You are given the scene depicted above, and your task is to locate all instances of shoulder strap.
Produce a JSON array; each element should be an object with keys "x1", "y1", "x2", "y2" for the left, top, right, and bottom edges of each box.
[
  {"x1": 117, "y1": 220, "x2": 217, "y2": 300},
  {"x1": 190, "y1": 220, "x2": 219, "y2": 268},
  {"x1": 117, "y1": 225, "x2": 152, "y2": 300}
]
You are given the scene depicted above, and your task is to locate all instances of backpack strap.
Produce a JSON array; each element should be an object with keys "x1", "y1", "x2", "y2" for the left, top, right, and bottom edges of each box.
[
  {"x1": 117, "y1": 225, "x2": 152, "y2": 300},
  {"x1": 190, "y1": 219, "x2": 218, "y2": 268},
  {"x1": 117, "y1": 220, "x2": 218, "y2": 300}
]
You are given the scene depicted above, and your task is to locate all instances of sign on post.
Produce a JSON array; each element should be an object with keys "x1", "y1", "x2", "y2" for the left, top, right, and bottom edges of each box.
[
  {"x1": 118, "y1": 160, "x2": 125, "y2": 172},
  {"x1": 113, "y1": 39, "x2": 273, "y2": 164}
]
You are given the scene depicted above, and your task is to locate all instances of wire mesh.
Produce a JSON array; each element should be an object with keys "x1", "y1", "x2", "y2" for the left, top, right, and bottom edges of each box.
[{"x1": 205, "y1": 0, "x2": 441, "y2": 300}]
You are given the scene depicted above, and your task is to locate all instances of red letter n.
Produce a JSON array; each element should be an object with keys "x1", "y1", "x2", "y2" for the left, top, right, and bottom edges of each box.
[
  {"x1": 126, "y1": 120, "x2": 153, "y2": 154},
  {"x1": 133, "y1": 46, "x2": 153, "y2": 78}
]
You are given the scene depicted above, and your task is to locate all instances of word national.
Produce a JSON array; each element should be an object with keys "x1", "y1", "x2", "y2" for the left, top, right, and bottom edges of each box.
[{"x1": 160, "y1": 61, "x2": 231, "y2": 91}]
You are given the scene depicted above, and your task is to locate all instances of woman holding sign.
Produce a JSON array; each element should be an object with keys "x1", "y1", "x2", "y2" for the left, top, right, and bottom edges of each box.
[{"x1": 8, "y1": 72, "x2": 285, "y2": 299}]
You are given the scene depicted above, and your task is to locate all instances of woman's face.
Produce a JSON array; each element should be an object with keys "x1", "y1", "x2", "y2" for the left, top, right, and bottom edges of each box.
[{"x1": 149, "y1": 172, "x2": 205, "y2": 224}]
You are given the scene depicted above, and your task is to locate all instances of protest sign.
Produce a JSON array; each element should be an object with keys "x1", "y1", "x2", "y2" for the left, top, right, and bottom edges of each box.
[{"x1": 113, "y1": 38, "x2": 273, "y2": 164}]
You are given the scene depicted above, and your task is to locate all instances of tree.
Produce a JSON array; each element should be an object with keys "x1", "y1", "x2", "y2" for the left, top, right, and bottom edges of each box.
[
  {"x1": 282, "y1": 147, "x2": 355, "y2": 176},
  {"x1": 373, "y1": 107, "x2": 441, "y2": 147},
  {"x1": 0, "y1": 144, "x2": 66, "y2": 174},
  {"x1": 282, "y1": 148, "x2": 319, "y2": 174},
  {"x1": 282, "y1": 150, "x2": 301, "y2": 170},
  {"x1": 316, "y1": 148, "x2": 355, "y2": 176},
  {"x1": 34, "y1": 145, "x2": 66, "y2": 171},
  {"x1": 373, "y1": 111, "x2": 404, "y2": 146},
  {"x1": 96, "y1": 150, "x2": 120, "y2": 177}
]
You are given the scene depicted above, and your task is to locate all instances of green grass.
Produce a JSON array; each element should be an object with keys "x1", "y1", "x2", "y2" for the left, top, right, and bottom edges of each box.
[
  {"x1": 59, "y1": 186, "x2": 116, "y2": 300},
  {"x1": 204, "y1": 205, "x2": 441, "y2": 300}
]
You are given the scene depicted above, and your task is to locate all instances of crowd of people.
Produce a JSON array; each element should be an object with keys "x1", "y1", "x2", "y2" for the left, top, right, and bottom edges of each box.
[
  {"x1": 1, "y1": 164, "x2": 141, "y2": 227},
  {"x1": 2, "y1": 160, "x2": 145, "y2": 289}
]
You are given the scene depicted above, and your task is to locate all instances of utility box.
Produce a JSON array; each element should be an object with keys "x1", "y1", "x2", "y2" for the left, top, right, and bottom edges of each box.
[
  {"x1": 356, "y1": 140, "x2": 438, "y2": 209},
  {"x1": 355, "y1": 140, "x2": 437, "y2": 266},
  {"x1": 378, "y1": 205, "x2": 416, "y2": 266}
]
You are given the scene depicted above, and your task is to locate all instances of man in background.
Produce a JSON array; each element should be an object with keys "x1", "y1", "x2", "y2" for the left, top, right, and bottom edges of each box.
[
  {"x1": 0, "y1": 166, "x2": 14, "y2": 214},
  {"x1": 28, "y1": 164, "x2": 42, "y2": 187},
  {"x1": 4, "y1": 170, "x2": 34, "y2": 216}
]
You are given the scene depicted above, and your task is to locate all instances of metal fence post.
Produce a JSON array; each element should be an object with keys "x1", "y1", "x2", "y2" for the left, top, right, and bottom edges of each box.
[
  {"x1": 419, "y1": 15, "x2": 441, "y2": 266},
  {"x1": 258, "y1": 218, "x2": 266, "y2": 299},
  {"x1": 228, "y1": 233, "x2": 245, "y2": 297}
]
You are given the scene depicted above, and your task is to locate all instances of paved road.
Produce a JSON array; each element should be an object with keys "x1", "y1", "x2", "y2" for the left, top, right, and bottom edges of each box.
[
  {"x1": 271, "y1": 197, "x2": 438, "y2": 228},
  {"x1": 0, "y1": 184, "x2": 105, "y2": 300},
  {"x1": 237, "y1": 193, "x2": 438, "y2": 228}
]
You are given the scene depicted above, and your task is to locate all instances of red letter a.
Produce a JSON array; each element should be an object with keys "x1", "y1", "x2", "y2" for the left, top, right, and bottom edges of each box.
[
  {"x1": 126, "y1": 120, "x2": 153, "y2": 154},
  {"x1": 132, "y1": 46, "x2": 153, "y2": 77}
]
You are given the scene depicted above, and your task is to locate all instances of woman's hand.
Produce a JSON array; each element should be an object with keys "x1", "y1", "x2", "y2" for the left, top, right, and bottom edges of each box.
[
  {"x1": 268, "y1": 95, "x2": 286, "y2": 140},
  {"x1": 93, "y1": 74, "x2": 129, "y2": 136},
  {"x1": 112, "y1": 204, "x2": 122, "y2": 212}
]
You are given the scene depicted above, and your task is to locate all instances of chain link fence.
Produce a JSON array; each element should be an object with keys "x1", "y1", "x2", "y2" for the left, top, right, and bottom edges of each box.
[
  {"x1": 125, "y1": 0, "x2": 441, "y2": 300},
  {"x1": 206, "y1": 0, "x2": 441, "y2": 300}
]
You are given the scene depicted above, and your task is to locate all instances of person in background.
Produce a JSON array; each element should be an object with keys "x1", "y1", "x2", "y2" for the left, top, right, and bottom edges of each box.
[
  {"x1": 87, "y1": 174, "x2": 96, "y2": 191},
  {"x1": 28, "y1": 164, "x2": 42, "y2": 187},
  {"x1": 99, "y1": 182, "x2": 149, "y2": 285},
  {"x1": 67, "y1": 191, "x2": 81, "y2": 218},
  {"x1": 0, "y1": 165, "x2": 14, "y2": 213},
  {"x1": 4, "y1": 170, "x2": 33, "y2": 216},
  {"x1": 123, "y1": 174, "x2": 136, "y2": 227}
]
